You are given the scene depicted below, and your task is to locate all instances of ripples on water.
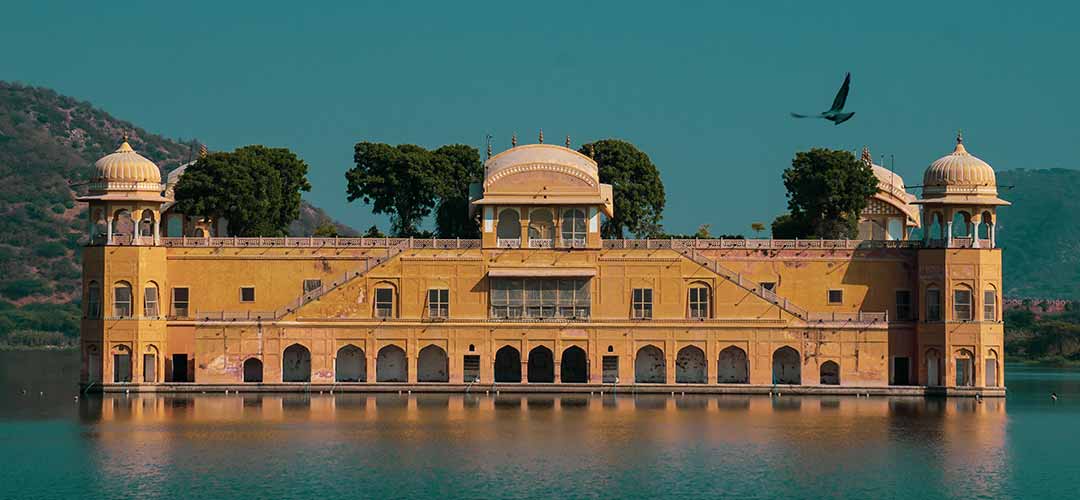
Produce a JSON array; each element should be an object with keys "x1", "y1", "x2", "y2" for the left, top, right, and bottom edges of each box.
[{"x1": 1, "y1": 351, "x2": 1078, "y2": 499}]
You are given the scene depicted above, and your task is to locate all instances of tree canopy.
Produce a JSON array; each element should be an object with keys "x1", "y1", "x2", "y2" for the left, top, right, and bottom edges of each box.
[
  {"x1": 578, "y1": 139, "x2": 665, "y2": 238},
  {"x1": 772, "y1": 148, "x2": 877, "y2": 239},
  {"x1": 174, "y1": 145, "x2": 311, "y2": 237},
  {"x1": 346, "y1": 142, "x2": 482, "y2": 237}
]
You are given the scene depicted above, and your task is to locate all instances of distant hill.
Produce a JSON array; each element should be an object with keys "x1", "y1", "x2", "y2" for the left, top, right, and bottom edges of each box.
[
  {"x1": 996, "y1": 168, "x2": 1080, "y2": 300},
  {"x1": 0, "y1": 81, "x2": 355, "y2": 305}
]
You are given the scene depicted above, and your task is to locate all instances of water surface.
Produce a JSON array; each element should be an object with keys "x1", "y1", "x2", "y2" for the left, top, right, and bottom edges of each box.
[{"x1": 1, "y1": 351, "x2": 1076, "y2": 499}]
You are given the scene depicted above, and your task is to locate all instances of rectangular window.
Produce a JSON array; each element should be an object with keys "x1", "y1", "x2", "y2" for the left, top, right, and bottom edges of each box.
[
  {"x1": 926, "y1": 289, "x2": 941, "y2": 321},
  {"x1": 240, "y1": 287, "x2": 256, "y2": 303},
  {"x1": 895, "y1": 290, "x2": 912, "y2": 320},
  {"x1": 303, "y1": 279, "x2": 322, "y2": 294},
  {"x1": 428, "y1": 289, "x2": 449, "y2": 319},
  {"x1": 87, "y1": 286, "x2": 101, "y2": 319},
  {"x1": 172, "y1": 287, "x2": 189, "y2": 318},
  {"x1": 114, "y1": 286, "x2": 132, "y2": 318},
  {"x1": 984, "y1": 290, "x2": 997, "y2": 321},
  {"x1": 144, "y1": 286, "x2": 159, "y2": 318},
  {"x1": 954, "y1": 289, "x2": 972, "y2": 321},
  {"x1": 689, "y1": 286, "x2": 710, "y2": 319},
  {"x1": 632, "y1": 288, "x2": 653, "y2": 319},
  {"x1": 489, "y1": 278, "x2": 590, "y2": 319},
  {"x1": 828, "y1": 289, "x2": 843, "y2": 304},
  {"x1": 375, "y1": 288, "x2": 394, "y2": 318}
]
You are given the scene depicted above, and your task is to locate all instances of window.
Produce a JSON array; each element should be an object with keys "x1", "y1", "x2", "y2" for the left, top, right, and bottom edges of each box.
[
  {"x1": 375, "y1": 287, "x2": 395, "y2": 318},
  {"x1": 689, "y1": 284, "x2": 710, "y2": 319},
  {"x1": 428, "y1": 289, "x2": 449, "y2": 319},
  {"x1": 144, "y1": 284, "x2": 159, "y2": 318},
  {"x1": 240, "y1": 287, "x2": 256, "y2": 303},
  {"x1": 303, "y1": 279, "x2": 322, "y2": 294},
  {"x1": 954, "y1": 288, "x2": 972, "y2": 321},
  {"x1": 172, "y1": 287, "x2": 190, "y2": 318},
  {"x1": 895, "y1": 290, "x2": 912, "y2": 320},
  {"x1": 560, "y1": 208, "x2": 587, "y2": 247},
  {"x1": 926, "y1": 288, "x2": 941, "y2": 321},
  {"x1": 86, "y1": 282, "x2": 101, "y2": 319},
  {"x1": 490, "y1": 278, "x2": 590, "y2": 319},
  {"x1": 760, "y1": 282, "x2": 776, "y2": 292},
  {"x1": 632, "y1": 288, "x2": 653, "y2": 319},
  {"x1": 828, "y1": 289, "x2": 843, "y2": 304},
  {"x1": 984, "y1": 289, "x2": 997, "y2": 321},
  {"x1": 114, "y1": 282, "x2": 133, "y2": 318}
]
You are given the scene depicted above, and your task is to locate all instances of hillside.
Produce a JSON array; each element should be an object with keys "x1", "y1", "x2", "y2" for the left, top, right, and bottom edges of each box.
[
  {"x1": 0, "y1": 81, "x2": 355, "y2": 307},
  {"x1": 996, "y1": 168, "x2": 1080, "y2": 299}
]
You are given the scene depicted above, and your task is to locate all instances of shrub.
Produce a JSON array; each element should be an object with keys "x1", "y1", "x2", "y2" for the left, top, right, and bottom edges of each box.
[
  {"x1": 33, "y1": 241, "x2": 67, "y2": 258},
  {"x1": 0, "y1": 279, "x2": 53, "y2": 300}
]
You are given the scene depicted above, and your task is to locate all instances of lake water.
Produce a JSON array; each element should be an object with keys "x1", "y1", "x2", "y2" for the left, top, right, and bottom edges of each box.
[{"x1": 0, "y1": 351, "x2": 1077, "y2": 499}]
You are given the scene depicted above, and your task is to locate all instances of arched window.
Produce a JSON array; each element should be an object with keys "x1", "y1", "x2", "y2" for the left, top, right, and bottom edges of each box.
[
  {"x1": 925, "y1": 286, "x2": 942, "y2": 321},
  {"x1": 986, "y1": 349, "x2": 999, "y2": 387},
  {"x1": 374, "y1": 284, "x2": 395, "y2": 319},
  {"x1": 820, "y1": 361, "x2": 840, "y2": 385},
  {"x1": 496, "y1": 208, "x2": 521, "y2": 246},
  {"x1": 528, "y1": 209, "x2": 554, "y2": 247},
  {"x1": 113, "y1": 282, "x2": 133, "y2": 318},
  {"x1": 561, "y1": 208, "x2": 587, "y2": 247},
  {"x1": 951, "y1": 211, "x2": 972, "y2": 238},
  {"x1": 113, "y1": 209, "x2": 135, "y2": 244},
  {"x1": 139, "y1": 210, "x2": 155, "y2": 238},
  {"x1": 954, "y1": 349, "x2": 975, "y2": 387},
  {"x1": 886, "y1": 218, "x2": 904, "y2": 241},
  {"x1": 688, "y1": 282, "x2": 711, "y2": 319},
  {"x1": 143, "y1": 282, "x2": 160, "y2": 318},
  {"x1": 953, "y1": 285, "x2": 973, "y2": 321},
  {"x1": 983, "y1": 286, "x2": 998, "y2": 321},
  {"x1": 978, "y1": 211, "x2": 992, "y2": 240},
  {"x1": 772, "y1": 346, "x2": 801, "y2": 385},
  {"x1": 91, "y1": 209, "x2": 107, "y2": 245},
  {"x1": 928, "y1": 212, "x2": 944, "y2": 240},
  {"x1": 86, "y1": 281, "x2": 102, "y2": 319}
]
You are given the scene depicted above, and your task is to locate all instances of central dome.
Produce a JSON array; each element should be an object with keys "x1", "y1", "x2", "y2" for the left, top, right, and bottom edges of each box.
[
  {"x1": 93, "y1": 140, "x2": 162, "y2": 184},
  {"x1": 922, "y1": 136, "x2": 997, "y2": 197}
]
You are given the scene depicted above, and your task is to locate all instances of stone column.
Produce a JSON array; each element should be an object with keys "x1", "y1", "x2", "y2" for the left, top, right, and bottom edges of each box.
[
  {"x1": 971, "y1": 214, "x2": 981, "y2": 248},
  {"x1": 153, "y1": 217, "x2": 161, "y2": 246},
  {"x1": 945, "y1": 220, "x2": 953, "y2": 248},
  {"x1": 106, "y1": 216, "x2": 114, "y2": 245},
  {"x1": 990, "y1": 223, "x2": 996, "y2": 248}
]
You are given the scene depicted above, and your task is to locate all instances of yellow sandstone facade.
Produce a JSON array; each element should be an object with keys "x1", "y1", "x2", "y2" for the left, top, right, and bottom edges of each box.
[{"x1": 79, "y1": 135, "x2": 1007, "y2": 395}]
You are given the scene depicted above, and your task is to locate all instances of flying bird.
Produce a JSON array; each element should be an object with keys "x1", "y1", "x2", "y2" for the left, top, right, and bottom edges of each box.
[{"x1": 791, "y1": 72, "x2": 855, "y2": 125}]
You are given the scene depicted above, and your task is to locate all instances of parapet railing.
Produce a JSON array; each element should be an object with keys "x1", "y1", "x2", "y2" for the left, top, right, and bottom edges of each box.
[
  {"x1": 160, "y1": 237, "x2": 482, "y2": 249},
  {"x1": 157, "y1": 237, "x2": 921, "y2": 250},
  {"x1": 806, "y1": 311, "x2": 889, "y2": 323},
  {"x1": 602, "y1": 239, "x2": 921, "y2": 250}
]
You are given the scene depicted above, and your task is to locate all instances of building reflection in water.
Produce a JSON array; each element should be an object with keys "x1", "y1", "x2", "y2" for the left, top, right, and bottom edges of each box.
[{"x1": 78, "y1": 393, "x2": 1006, "y2": 498}]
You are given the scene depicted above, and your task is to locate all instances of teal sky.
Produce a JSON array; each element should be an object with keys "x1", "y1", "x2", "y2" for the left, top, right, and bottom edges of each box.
[{"x1": 2, "y1": 1, "x2": 1074, "y2": 234}]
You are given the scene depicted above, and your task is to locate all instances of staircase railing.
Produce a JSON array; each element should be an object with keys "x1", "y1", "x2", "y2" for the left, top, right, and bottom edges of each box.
[
  {"x1": 272, "y1": 239, "x2": 412, "y2": 319},
  {"x1": 676, "y1": 245, "x2": 809, "y2": 320}
]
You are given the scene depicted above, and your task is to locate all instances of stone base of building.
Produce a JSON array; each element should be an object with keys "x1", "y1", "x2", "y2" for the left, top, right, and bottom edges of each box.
[{"x1": 86, "y1": 383, "x2": 1006, "y2": 398}]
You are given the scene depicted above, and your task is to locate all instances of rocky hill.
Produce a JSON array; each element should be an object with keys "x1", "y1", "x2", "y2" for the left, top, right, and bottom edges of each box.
[{"x1": 0, "y1": 81, "x2": 354, "y2": 307}]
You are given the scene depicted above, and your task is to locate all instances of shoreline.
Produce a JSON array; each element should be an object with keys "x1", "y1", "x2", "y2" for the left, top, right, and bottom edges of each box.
[{"x1": 85, "y1": 382, "x2": 1006, "y2": 398}]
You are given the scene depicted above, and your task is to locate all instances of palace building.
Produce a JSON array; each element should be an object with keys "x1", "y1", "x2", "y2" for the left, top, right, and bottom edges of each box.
[{"x1": 78, "y1": 134, "x2": 1006, "y2": 395}]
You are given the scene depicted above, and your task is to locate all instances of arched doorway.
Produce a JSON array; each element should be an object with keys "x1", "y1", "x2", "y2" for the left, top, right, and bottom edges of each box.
[
  {"x1": 528, "y1": 346, "x2": 555, "y2": 383},
  {"x1": 635, "y1": 345, "x2": 666, "y2": 383},
  {"x1": 717, "y1": 346, "x2": 748, "y2": 383},
  {"x1": 561, "y1": 346, "x2": 588, "y2": 383},
  {"x1": 243, "y1": 358, "x2": 263, "y2": 383},
  {"x1": 926, "y1": 348, "x2": 942, "y2": 386},
  {"x1": 954, "y1": 349, "x2": 975, "y2": 387},
  {"x1": 418, "y1": 345, "x2": 449, "y2": 382},
  {"x1": 377, "y1": 345, "x2": 407, "y2": 382},
  {"x1": 772, "y1": 346, "x2": 801, "y2": 385},
  {"x1": 112, "y1": 345, "x2": 132, "y2": 383},
  {"x1": 336, "y1": 345, "x2": 365, "y2": 382},
  {"x1": 87, "y1": 345, "x2": 102, "y2": 383},
  {"x1": 985, "y1": 350, "x2": 999, "y2": 387},
  {"x1": 494, "y1": 346, "x2": 521, "y2": 383},
  {"x1": 820, "y1": 361, "x2": 840, "y2": 385},
  {"x1": 282, "y1": 344, "x2": 311, "y2": 382},
  {"x1": 675, "y1": 346, "x2": 706, "y2": 384}
]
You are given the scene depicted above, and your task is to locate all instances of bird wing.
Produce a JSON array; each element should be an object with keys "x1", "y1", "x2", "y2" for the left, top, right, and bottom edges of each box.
[
  {"x1": 829, "y1": 72, "x2": 851, "y2": 112},
  {"x1": 790, "y1": 112, "x2": 811, "y2": 118}
]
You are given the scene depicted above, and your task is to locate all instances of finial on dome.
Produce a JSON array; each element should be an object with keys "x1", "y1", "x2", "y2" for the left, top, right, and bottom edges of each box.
[
  {"x1": 486, "y1": 140, "x2": 492, "y2": 159},
  {"x1": 538, "y1": 129, "x2": 544, "y2": 144},
  {"x1": 565, "y1": 135, "x2": 571, "y2": 148},
  {"x1": 199, "y1": 144, "x2": 208, "y2": 158},
  {"x1": 511, "y1": 133, "x2": 517, "y2": 147},
  {"x1": 588, "y1": 143, "x2": 595, "y2": 158},
  {"x1": 860, "y1": 146, "x2": 872, "y2": 166},
  {"x1": 953, "y1": 129, "x2": 968, "y2": 155}
]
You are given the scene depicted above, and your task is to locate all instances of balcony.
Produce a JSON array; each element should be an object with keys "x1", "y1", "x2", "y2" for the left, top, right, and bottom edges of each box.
[
  {"x1": 497, "y1": 238, "x2": 521, "y2": 248},
  {"x1": 558, "y1": 237, "x2": 586, "y2": 248},
  {"x1": 528, "y1": 238, "x2": 554, "y2": 249}
]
